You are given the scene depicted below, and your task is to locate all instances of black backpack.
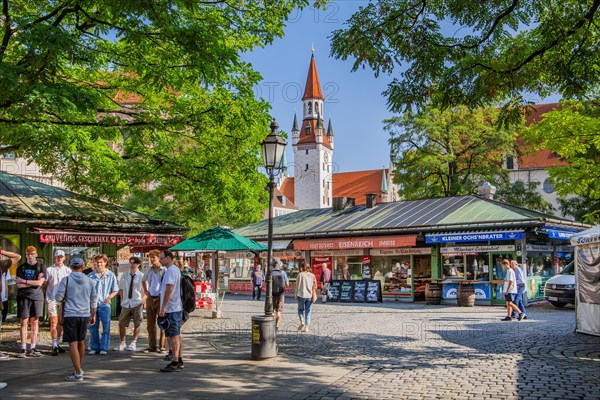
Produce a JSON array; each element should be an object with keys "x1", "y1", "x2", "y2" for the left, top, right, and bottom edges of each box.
[
  {"x1": 180, "y1": 273, "x2": 196, "y2": 313},
  {"x1": 272, "y1": 269, "x2": 285, "y2": 295}
]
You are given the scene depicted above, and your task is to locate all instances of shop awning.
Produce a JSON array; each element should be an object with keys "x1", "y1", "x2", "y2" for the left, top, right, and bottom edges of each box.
[
  {"x1": 34, "y1": 228, "x2": 184, "y2": 246},
  {"x1": 543, "y1": 228, "x2": 579, "y2": 240},
  {"x1": 257, "y1": 240, "x2": 291, "y2": 250},
  {"x1": 425, "y1": 230, "x2": 524, "y2": 244}
]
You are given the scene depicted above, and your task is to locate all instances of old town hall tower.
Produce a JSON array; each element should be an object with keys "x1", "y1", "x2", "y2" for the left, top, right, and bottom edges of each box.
[{"x1": 291, "y1": 52, "x2": 334, "y2": 209}]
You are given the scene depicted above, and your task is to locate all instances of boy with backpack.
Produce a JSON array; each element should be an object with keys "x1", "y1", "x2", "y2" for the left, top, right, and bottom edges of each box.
[{"x1": 270, "y1": 258, "x2": 289, "y2": 331}]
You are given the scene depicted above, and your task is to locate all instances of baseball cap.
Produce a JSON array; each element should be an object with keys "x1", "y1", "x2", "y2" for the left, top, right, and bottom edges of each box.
[
  {"x1": 69, "y1": 257, "x2": 85, "y2": 268},
  {"x1": 157, "y1": 316, "x2": 170, "y2": 331},
  {"x1": 54, "y1": 249, "x2": 66, "y2": 257}
]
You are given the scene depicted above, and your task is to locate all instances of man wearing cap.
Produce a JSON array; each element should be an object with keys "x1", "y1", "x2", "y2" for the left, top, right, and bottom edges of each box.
[
  {"x1": 45, "y1": 249, "x2": 71, "y2": 355},
  {"x1": 55, "y1": 257, "x2": 97, "y2": 381},
  {"x1": 114, "y1": 256, "x2": 145, "y2": 352},
  {"x1": 271, "y1": 258, "x2": 290, "y2": 330},
  {"x1": 0, "y1": 247, "x2": 21, "y2": 389},
  {"x1": 15, "y1": 246, "x2": 47, "y2": 358}
]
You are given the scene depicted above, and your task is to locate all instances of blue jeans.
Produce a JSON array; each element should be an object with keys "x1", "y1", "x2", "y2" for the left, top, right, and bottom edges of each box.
[
  {"x1": 297, "y1": 297, "x2": 313, "y2": 325},
  {"x1": 512, "y1": 285, "x2": 527, "y2": 317},
  {"x1": 89, "y1": 303, "x2": 111, "y2": 352}
]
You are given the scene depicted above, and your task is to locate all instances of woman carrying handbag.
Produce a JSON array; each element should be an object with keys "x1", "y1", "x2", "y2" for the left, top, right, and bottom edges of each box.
[{"x1": 295, "y1": 262, "x2": 317, "y2": 332}]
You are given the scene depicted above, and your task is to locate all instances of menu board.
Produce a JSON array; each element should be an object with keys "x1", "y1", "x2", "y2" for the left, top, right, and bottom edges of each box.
[
  {"x1": 353, "y1": 280, "x2": 366, "y2": 302},
  {"x1": 329, "y1": 280, "x2": 341, "y2": 302},
  {"x1": 340, "y1": 281, "x2": 354, "y2": 302},
  {"x1": 366, "y1": 280, "x2": 382, "y2": 303}
]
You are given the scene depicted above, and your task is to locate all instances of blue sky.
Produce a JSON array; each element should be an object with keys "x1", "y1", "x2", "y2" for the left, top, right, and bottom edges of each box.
[{"x1": 244, "y1": 2, "x2": 393, "y2": 175}]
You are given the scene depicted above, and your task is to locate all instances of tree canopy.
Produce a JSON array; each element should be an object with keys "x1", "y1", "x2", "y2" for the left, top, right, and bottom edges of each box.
[
  {"x1": 387, "y1": 106, "x2": 518, "y2": 199},
  {"x1": 0, "y1": 0, "x2": 312, "y2": 233},
  {"x1": 331, "y1": 0, "x2": 599, "y2": 114}
]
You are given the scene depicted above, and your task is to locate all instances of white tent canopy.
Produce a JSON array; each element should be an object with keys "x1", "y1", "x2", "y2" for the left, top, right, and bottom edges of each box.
[{"x1": 570, "y1": 225, "x2": 600, "y2": 336}]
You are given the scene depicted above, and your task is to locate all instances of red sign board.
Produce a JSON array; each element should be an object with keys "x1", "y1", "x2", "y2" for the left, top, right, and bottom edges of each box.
[
  {"x1": 311, "y1": 256, "x2": 332, "y2": 290},
  {"x1": 294, "y1": 235, "x2": 416, "y2": 251},
  {"x1": 38, "y1": 230, "x2": 183, "y2": 246}
]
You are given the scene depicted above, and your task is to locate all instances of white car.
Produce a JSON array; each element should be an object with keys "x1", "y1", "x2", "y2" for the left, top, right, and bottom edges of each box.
[{"x1": 544, "y1": 262, "x2": 575, "y2": 307}]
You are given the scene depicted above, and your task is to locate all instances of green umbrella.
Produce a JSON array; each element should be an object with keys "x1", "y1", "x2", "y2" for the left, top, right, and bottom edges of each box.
[{"x1": 169, "y1": 226, "x2": 267, "y2": 252}]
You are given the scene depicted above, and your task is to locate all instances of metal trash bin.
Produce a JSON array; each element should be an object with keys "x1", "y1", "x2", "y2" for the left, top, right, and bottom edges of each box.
[{"x1": 251, "y1": 315, "x2": 277, "y2": 360}]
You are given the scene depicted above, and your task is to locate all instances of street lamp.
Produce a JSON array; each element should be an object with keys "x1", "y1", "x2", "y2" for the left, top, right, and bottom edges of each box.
[
  {"x1": 262, "y1": 119, "x2": 287, "y2": 317},
  {"x1": 252, "y1": 118, "x2": 287, "y2": 360}
]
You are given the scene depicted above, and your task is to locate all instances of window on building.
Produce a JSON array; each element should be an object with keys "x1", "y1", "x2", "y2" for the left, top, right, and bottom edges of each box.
[
  {"x1": 543, "y1": 179, "x2": 555, "y2": 194},
  {"x1": 506, "y1": 156, "x2": 514, "y2": 170},
  {"x1": 305, "y1": 125, "x2": 311, "y2": 135},
  {"x1": 308, "y1": 102, "x2": 312, "y2": 114}
]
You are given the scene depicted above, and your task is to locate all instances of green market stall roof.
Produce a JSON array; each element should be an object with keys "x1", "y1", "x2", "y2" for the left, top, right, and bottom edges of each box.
[
  {"x1": 0, "y1": 171, "x2": 185, "y2": 235},
  {"x1": 234, "y1": 195, "x2": 589, "y2": 241},
  {"x1": 170, "y1": 226, "x2": 267, "y2": 252}
]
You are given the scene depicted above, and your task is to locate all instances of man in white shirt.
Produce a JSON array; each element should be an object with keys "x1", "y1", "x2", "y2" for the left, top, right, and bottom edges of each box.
[
  {"x1": 158, "y1": 250, "x2": 183, "y2": 372},
  {"x1": 45, "y1": 249, "x2": 71, "y2": 355},
  {"x1": 142, "y1": 249, "x2": 166, "y2": 353},
  {"x1": 501, "y1": 259, "x2": 524, "y2": 321},
  {"x1": 114, "y1": 257, "x2": 145, "y2": 352}
]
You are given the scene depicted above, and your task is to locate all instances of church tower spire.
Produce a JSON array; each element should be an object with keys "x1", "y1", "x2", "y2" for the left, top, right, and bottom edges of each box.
[{"x1": 293, "y1": 51, "x2": 333, "y2": 210}]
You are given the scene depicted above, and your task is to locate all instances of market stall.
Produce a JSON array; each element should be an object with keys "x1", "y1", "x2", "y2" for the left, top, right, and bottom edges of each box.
[{"x1": 569, "y1": 225, "x2": 600, "y2": 336}]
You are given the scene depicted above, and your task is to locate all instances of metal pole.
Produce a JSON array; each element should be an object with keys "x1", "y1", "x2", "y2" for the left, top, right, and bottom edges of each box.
[{"x1": 264, "y1": 174, "x2": 275, "y2": 316}]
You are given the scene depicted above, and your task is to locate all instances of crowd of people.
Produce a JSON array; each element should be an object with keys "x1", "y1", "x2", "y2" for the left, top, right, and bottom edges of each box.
[{"x1": 0, "y1": 246, "x2": 188, "y2": 385}]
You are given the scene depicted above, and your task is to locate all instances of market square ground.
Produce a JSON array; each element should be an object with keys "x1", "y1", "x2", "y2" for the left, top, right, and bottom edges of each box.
[{"x1": 0, "y1": 298, "x2": 599, "y2": 399}]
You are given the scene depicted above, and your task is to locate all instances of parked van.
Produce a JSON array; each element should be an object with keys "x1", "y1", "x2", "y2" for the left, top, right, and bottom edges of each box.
[{"x1": 544, "y1": 261, "x2": 575, "y2": 307}]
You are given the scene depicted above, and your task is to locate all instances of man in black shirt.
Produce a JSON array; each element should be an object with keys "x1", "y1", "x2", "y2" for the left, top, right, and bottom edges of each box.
[{"x1": 15, "y1": 246, "x2": 47, "y2": 358}]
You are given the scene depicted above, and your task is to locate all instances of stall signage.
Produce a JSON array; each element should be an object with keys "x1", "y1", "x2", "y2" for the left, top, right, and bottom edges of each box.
[
  {"x1": 294, "y1": 235, "x2": 416, "y2": 251},
  {"x1": 312, "y1": 249, "x2": 364, "y2": 256},
  {"x1": 39, "y1": 231, "x2": 183, "y2": 246},
  {"x1": 526, "y1": 244, "x2": 553, "y2": 252},
  {"x1": 426, "y1": 231, "x2": 523, "y2": 244},
  {"x1": 441, "y1": 245, "x2": 515, "y2": 254},
  {"x1": 370, "y1": 248, "x2": 432, "y2": 256},
  {"x1": 547, "y1": 229, "x2": 576, "y2": 240}
]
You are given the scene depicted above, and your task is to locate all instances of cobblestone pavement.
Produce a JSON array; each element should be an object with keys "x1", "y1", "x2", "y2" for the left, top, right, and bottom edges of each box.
[{"x1": 1, "y1": 297, "x2": 599, "y2": 399}]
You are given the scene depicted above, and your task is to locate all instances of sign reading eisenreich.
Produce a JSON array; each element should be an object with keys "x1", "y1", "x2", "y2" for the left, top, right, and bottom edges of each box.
[{"x1": 294, "y1": 235, "x2": 416, "y2": 251}]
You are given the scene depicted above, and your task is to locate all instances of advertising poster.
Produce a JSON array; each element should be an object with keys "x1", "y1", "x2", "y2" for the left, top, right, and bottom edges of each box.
[
  {"x1": 311, "y1": 256, "x2": 332, "y2": 290},
  {"x1": 362, "y1": 255, "x2": 372, "y2": 279}
]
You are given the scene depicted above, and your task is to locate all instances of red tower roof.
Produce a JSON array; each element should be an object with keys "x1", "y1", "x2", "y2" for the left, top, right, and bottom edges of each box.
[{"x1": 302, "y1": 53, "x2": 324, "y2": 100}]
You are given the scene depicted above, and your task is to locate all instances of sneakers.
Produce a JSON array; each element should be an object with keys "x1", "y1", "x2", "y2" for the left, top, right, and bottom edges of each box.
[
  {"x1": 165, "y1": 351, "x2": 173, "y2": 361},
  {"x1": 27, "y1": 348, "x2": 42, "y2": 357},
  {"x1": 143, "y1": 347, "x2": 158, "y2": 353},
  {"x1": 522, "y1": 315, "x2": 528, "y2": 320},
  {"x1": 114, "y1": 342, "x2": 127, "y2": 351},
  {"x1": 158, "y1": 348, "x2": 167, "y2": 353},
  {"x1": 517, "y1": 313, "x2": 525, "y2": 321},
  {"x1": 64, "y1": 373, "x2": 83, "y2": 382},
  {"x1": 297, "y1": 324, "x2": 304, "y2": 331},
  {"x1": 88, "y1": 350, "x2": 98, "y2": 355},
  {"x1": 18, "y1": 349, "x2": 26, "y2": 358},
  {"x1": 0, "y1": 352, "x2": 9, "y2": 359},
  {"x1": 99, "y1": 350, "x2": 108, "y2": 355},
  {"x1": 52, "y1": 347, "x2": 59, "y2": 356},
  {"x1": 126, "y1": 342, "x2": 136, "y2": 351},
  {"x1": 302, "y1": 325, "x2": 309, "y2": 332},
  {"x1": 160, "y1": 362, "x2": 180, "y2": 372},
  {"x1": 57, "y1": 345, "x2": 66, "y2": 353},
  {"x1": 177, "y1": 359, "x2": 184, "y2": 370},
  {"x1": 501, "y1": 316, "x2": 512, "y2": 321}
]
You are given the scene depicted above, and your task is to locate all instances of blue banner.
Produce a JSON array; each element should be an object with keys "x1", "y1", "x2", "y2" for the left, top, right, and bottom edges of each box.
[
  {"x1": 426, "y1": 231, "x2": 523, "y2": 244},
  {"x1": 547, "y1": 229, "x2": 575, "y2": 240}
]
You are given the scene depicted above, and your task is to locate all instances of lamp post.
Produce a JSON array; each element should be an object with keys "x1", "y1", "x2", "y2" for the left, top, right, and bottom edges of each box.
[{"x1": 251, "y1": 118, "x2": 287, "y2": 360}]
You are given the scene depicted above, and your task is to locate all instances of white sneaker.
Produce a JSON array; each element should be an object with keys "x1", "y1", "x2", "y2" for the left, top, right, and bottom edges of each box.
[
  {"x1": 88, "y1": 350, "x2": 97, "y2": 355},
  {"x1": 126, "y1": 342, "x2": 136, "y2": 351},
  {"x1": 297, "y1": 324, "x2": 304, "y2": 331},
  {"x1": 99, "y1": 350, "x2": 108, "y2": 355},
  {"x1": 303, "y1": 325, "x2": 309, "y2": 332},
  {"x1": 113, "y1": 342, "x2": 127, "y2": 351}
]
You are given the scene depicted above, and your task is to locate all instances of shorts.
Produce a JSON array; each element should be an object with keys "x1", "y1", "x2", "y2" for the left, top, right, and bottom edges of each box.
[
  {"x1": 62, "y1": 317, "x2": 88, "y2": 343},
  {"x1": 505, "y1": 293, "x2": 516, "y2": 302},
  {"x1": 164, "y1": 311, "x2": 182, "y2": 337},
  {"x1": 273, "y1": 294, "x2": 285, "y2": 312},
  {"x1": 17, "y1": 297, "x2": 44, "y2": 318},
  {"x1": 47, "y1": 300, "x2": 59, "y2": 317},
  {"x1": 118, "y1": 304, "x2": 144, "y2": 328}
]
